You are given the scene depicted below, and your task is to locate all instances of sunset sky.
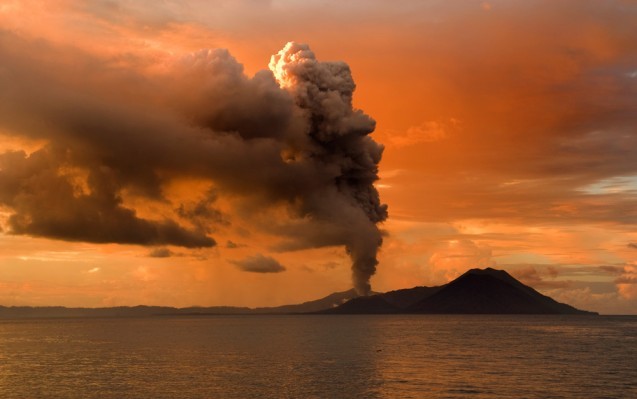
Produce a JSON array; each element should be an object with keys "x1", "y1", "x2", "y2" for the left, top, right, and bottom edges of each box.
[{"x1": 1, "y1": 0, "x2": 636, "y2": 314}]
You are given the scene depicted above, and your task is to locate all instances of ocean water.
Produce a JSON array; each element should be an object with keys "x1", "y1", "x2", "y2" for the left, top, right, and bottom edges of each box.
[{"x1": 0, "y1": 315, "x2": 635, "y2": 398}]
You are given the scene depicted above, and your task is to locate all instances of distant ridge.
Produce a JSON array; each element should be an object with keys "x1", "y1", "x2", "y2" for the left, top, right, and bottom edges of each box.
[
  {"x1": 323, "y1": 268, "x2": 597, "y2": 315},
  {"x1": 0, "y1": 305, "x2": 253, "y2": 319},
  {"x1": 252, "y1": 289, "x2": 363, "y2": 314},
  {"x1": 0, "y1": 268, "x2": 596, "y2": 318},
  {"x1": 0, "y1": 290, "x2": 363, "y2": 319}
]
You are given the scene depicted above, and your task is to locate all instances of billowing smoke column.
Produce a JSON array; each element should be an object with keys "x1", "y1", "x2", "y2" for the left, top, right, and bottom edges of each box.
[
  {"x1": 270, "y1": 43, "x2": 388, "y2": 294},
  {"x1": 0, "y1": 34, "x2": 386, "y2": 295}
]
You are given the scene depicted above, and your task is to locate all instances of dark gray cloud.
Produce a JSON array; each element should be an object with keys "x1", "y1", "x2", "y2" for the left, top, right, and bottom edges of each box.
[
  {"x1": 269, "y1": 43, "x2": 387, "y2": 294},
  {"x1": 0, "y1": 148, "x2": 214, "y2": 248},
  {"x1": 149, "y1": 247, "x2": 173, "y2": 258},
  {"x1": 232, "y1": 254, "x2": 286, "y2": 273},
  {"x1": 0, "y1": 33, "x2": 386, "y2": 293},
  {"x1": 176, "y1": 189, "x2": 227, "y2": 234}
]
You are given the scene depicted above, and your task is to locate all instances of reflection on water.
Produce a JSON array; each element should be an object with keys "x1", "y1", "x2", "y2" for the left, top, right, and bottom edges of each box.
[{"x1": 0, "y1": 315, "x2": 635, "y2": 398}]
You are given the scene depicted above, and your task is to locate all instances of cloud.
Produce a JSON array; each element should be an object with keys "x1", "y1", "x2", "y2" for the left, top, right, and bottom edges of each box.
[
  {"x1": 598, "y1": 264, "x2": 637, "y2": 301},
  {"x1": 351, "y1": 1, "x2": 637, "y2": 228},
  {"x1": 382, "y1": 119, "x2": 459, "y2": 148},
  {"x1": 226, "y1": 240, "x2": 241, "y2": 249},
  {"x1": 600, "y1": 265, "x2": 624, "y2": 274},
  {"x1": 426, "y1": 239, "x2": 495, "y2": 283},
  {"x1": 231, "y1": 254, "x2": 286, "y2": 273},
  {"x1": 615, "y1": 265, "x2": 637, "y2": 299},
  {"x1": 0, "y1": 30, "x2": 387, "y2": 293},
  {"x1": 0, "y1": 30, "x2": 387, "y2": 286},
  {"x1": 175, "y1": 189, "x2": 227, "y2": 234},
  {"x1": 148, "y1": 247, "x2": 173, "y2": 258},
  {"x1": 511, "y1": 266, "x2": 571, "y2": 289},
  {"x1": 0, "y1": 149, "x2": 215, "y2": 247}
]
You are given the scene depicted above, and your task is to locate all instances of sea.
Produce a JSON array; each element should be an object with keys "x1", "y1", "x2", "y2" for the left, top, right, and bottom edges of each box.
[{"x1": 0, "y1": 315, "x2": 635, "y2": 398}]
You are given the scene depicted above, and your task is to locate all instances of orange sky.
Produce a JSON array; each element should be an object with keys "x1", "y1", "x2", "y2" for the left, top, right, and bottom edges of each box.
[{"x1": 1, "y1": 0, "x2": 636, "y2": 314}]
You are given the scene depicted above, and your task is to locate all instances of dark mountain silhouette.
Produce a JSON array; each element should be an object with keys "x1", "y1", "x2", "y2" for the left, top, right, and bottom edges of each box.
[
  {"x1": 252, "y1": 289, "x2": 363, "y2": 314},
  {"x1": 325, "y1": 294, "x2": 399, "y2": 314},
  {"x1": 0, "y1": 268, "x2": 596, "y2": 318},
  {"x1": 324, "y1": 268, "x2": 596, "y2": 315},
  {"x1": 408, "y1": 268, "x2": 594, "y2": 314},
  {"x1": 0, "y1": 290, "x2": 364, "y2": 318},
  {"x1": 0, "y1": 305, "x2": 255, "y2": 318},
  {"x1": 325, "y1": 286, "x2": 440, "y2": 314},
  {"x1": 383, "y1": 286, "x2": 441, "y2": 308}
]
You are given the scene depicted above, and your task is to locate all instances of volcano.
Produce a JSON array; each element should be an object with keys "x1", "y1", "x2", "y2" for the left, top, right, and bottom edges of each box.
[{"x1": 323, "y1": 268, "x2": 597, "y2": 315}]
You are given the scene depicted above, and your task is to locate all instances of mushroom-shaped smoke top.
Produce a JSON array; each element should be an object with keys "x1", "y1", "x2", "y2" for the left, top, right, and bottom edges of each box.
[{"x1": 270, "y1": 42, "x2": 388, "y2": 295}]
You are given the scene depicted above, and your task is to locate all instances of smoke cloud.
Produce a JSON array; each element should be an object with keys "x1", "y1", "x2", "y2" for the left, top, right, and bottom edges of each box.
[
  {"x1": 0, "y1": 35, "x2": 386, "y2": 294},
  {"x1": 149, "y1": 247, "x2": 173, "y2": 258},
  {"x1": 232, "y1": 254, "x2": 286, "y2": 274},
  {"x1": 268, "y1": 43, "x2": 387, "y2": 294}
]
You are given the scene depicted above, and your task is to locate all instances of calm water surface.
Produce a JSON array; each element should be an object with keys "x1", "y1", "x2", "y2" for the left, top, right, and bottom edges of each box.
[{"x1": 0, "y1": 315, "x2": 635, "y2": 398}]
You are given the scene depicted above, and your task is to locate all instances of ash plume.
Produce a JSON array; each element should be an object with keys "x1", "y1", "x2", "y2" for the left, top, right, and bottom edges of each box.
[
  {"x1": 0, "y1": 34, "x2": 386, "y2": 294},
  {"x1": 270, "y1": 43, "x2": 387, "y2": 294}
]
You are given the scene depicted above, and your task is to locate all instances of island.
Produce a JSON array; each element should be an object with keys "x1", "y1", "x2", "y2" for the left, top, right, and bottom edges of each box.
[{"x1": 0, "y1": 268, "x2": 597, "y2": 318}]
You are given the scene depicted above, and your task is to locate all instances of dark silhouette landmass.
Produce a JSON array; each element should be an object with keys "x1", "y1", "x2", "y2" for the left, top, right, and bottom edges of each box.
[
  {"x1": 0, "y1": 268, "x2": 596, "y2": 318},
  {"x1": 252, "y1": 289, "x2": 364, "y2": 314},
  {"x1": 0, "y1": 305, "x2": 254, "y2": 319},
  {"x1": 323, "y1": 268, "x2": 596, "y2": 315},
  {"x1": 0, "y1": 289, "x2": 363, "y2": 318}
]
